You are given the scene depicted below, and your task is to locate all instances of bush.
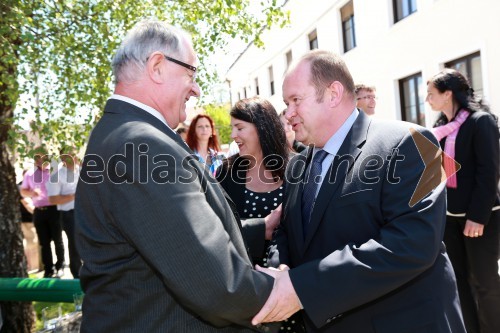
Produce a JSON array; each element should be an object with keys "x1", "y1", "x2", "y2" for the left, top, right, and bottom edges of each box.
[{"x1": 33, "y1": 301, "x2": 75, "y2": 331}]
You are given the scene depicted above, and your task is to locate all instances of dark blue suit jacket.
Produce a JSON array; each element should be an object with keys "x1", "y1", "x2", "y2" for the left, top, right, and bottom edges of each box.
[{"x1": 269, "y1": 111, "x2": 466, "y2": 333}]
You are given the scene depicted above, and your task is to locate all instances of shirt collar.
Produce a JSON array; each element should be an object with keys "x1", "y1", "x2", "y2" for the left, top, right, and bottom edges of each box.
[
  {"x1": 109, "y1": 94, "x2": 176, "y2": 135},
  {"x1": 315, "y1": 108, "x2": 359, "y2": 157}
]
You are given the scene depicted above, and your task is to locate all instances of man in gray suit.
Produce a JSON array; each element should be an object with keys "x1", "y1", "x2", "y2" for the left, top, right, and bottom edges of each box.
[
  {"x1": 252, "y1": 50, "x2": 466, "y2": 332},
  {"x1": 75, "y1": 20, "x2": 274, "y2": 332}
]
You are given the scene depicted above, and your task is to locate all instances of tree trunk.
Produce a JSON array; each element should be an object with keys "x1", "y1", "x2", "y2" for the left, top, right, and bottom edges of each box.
[
  {"x1": 0, "y1": 154, "x2": 34, "y2": 332},
  {"x1": 0, "y1": 85, "x2": 35, "y2": 333},
  {"x1": 0, "y1": 90, "x2": 35, "y2": 333},
  {"x1": 0, "y1": 2, "x2": 35, "y2": 330}
]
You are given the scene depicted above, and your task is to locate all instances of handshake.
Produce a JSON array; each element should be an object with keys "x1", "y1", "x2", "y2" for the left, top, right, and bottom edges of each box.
[{"x1": 252, "y1": 264, "x2": 302, "y2": 325}]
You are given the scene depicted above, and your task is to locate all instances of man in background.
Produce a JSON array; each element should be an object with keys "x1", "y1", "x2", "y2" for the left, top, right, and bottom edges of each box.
[
  {"x1": 47, "y1": 147, "x2": 81, "y2": 279},
  {"x1": 355, "y1": 84, "x2": 376, "y2": 115},
  {"x1": 18, "y1": 169, "x2": 38, "y2": 272},
  {"x1": 21, "y1": 146, "x2": 65, "y2": 278}
]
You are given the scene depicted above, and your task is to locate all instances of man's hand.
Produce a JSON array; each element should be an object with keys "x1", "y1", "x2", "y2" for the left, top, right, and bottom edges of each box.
[
  {"x1": 252, "y1": 265, "x2": 301, "y2": 325},
  {"x1": 264, "y1": 204, "x2": 282, "y2": 240},
  {"x1": 255, "y1": 264, "x2": 289, "y2": 276}
]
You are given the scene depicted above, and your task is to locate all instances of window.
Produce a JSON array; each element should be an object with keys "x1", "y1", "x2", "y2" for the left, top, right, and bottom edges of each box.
[
  {"x1": 393, "y1": 0, "x2": 417, "y2": 23},
  {"x1": 399, "y1": 73, "x2": 425, "y2": 126},
  {"x1": 446, "y1": 52, "x2": 483, "y2": 97},
  {"x1": 341, "y1": 1, "x2": 356, "y2": 52},
  {"x1": 308, "y1": 30, "x2": 318, "y2": 50},
  {"x1": 286, "y1": 50, "x2": 293, "y2": 68},
  {"x1": 255, "y1": 78, "x2": 260, "y2": 95},
  {"x1": 269, "y1": 66, "x2": 275, "y2": 95}
]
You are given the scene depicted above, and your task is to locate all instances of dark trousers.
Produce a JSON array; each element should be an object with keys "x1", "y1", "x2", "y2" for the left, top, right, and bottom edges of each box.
[
  {"x1": 61, "y1": 210, "x2": 81, "y2": 278},
  {"x1": 33, "y1": 206, "x2": 64, "y2": 276},
  {"x1": 444, "y1": 211, "x2": 500, "y2": 333}
]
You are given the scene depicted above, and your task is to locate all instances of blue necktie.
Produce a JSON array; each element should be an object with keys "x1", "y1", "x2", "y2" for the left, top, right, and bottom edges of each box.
[{"x1": 301, "y1": 149, "x2": 329, "y2": 235}]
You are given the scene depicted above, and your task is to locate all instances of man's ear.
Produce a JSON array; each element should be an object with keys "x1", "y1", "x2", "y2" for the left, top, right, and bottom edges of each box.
[
  {"x1": 147, "y1": 52, "x2": 165, "y2": 83},
  {"x1": 327, "y1": 81, "x2": 344, "y2": 108}
]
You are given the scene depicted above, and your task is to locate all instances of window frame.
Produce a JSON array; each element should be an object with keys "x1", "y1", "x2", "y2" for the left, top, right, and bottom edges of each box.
[
  {"x1": 445, "y1": 51, "x2": 483, "y2": 97},
  {"x1": 393, "y1": 0, "x2": 417, "y2": 23},
  {"x1": 399, "y1": 72, "x2": 425, "y2": 126},
  {"x1": 286, "y1": 50, "x2": 293, "y2": 68},
  {"x1": 269, "y1": 66, "x2": 275, "y2": 96},
  {"x1": 308, "y1": 30, "x2": 318, "y2": 50},
  {"x1": 341, "y1": 1, "x2": 356, "y2": 53}
]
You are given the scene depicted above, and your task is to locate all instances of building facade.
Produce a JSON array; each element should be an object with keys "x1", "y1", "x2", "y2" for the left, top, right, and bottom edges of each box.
[{"x1": 226, "y1": 0, "x2": 500, "y2": 126}]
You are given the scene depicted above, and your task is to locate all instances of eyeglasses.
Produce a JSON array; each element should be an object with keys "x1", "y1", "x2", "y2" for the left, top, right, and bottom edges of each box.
[
  {"x1": 164, "y1": 55, "x2": 197, "y2": 80},
  {"x1": 147, "y1": 53, "x2": 197, "y2": 80},
  {"x1": 164, "y1": 55, "x2": 196, "y2": 73},
  {"x1": 356, "y1": 95, "x2": 377, "y2": 101}
]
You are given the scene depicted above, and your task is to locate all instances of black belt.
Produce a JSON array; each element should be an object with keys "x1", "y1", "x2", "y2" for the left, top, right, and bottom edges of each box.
[{"x1": 35, "y1": 205, "x2": 56, "y2": 211}]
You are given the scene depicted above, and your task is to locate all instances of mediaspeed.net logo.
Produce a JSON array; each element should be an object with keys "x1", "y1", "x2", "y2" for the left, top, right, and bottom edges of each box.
[
  {"x1": 409, "y1": 128, "x2": 460, "y2": 207},
  {"x1": 24, "y1": 129, "x2": 459, "y2": 203}
]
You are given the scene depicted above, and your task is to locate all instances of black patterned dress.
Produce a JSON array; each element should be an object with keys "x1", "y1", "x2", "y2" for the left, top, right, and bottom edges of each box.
[
  {"x1": 242, "y1": 186, "x2": 283, "y2": 267},
  {"x1": 242, "y1": 186, "x2": 305, "y2": 333}
]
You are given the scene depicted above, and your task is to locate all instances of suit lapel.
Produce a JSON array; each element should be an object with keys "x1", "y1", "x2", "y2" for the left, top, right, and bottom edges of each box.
[{"x1": 303, "y1": 112, "x2": 371, "y2": 250}]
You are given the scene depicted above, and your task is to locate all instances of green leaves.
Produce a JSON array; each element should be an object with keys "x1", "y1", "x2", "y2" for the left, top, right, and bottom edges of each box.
[
  {"x1": 205, "y1": 103, "x2": 232, "y2": 145},
  {"x1": 3, "y1": 0, "x2": 288, "y2": 158}
]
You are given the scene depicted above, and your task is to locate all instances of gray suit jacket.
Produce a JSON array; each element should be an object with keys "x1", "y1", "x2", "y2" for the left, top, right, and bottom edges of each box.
[
  {"x1": 269, "y1": 111, "x2": 465, "y2": 333},
  {"x1": 75, "y1": 99, "x2": 274, "y2": 332}
]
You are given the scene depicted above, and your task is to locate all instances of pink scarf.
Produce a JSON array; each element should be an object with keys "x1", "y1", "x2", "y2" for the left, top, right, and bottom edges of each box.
[{"x1": 432, "y1": 110, "x2": 470, "y2": 188}]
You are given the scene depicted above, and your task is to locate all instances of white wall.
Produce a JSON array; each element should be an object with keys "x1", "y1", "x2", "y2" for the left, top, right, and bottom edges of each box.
[{"x1": 226, "y1": 0, "x2": 500, "y2": 123}]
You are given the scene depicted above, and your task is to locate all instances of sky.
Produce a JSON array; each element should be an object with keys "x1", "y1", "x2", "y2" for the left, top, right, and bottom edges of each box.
[{"x1": 187, "y1": 37, "x2": 249, "y2": 107}]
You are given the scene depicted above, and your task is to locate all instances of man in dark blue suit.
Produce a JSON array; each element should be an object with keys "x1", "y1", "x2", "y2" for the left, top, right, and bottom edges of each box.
[{"x1": 252, "y1": 50, "x2": 466, "y2": 333}]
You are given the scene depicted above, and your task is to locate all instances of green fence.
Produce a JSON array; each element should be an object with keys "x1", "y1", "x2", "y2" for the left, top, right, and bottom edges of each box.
[{"x1": 0, "y1": 278, "x2": 82, "y2": 303}]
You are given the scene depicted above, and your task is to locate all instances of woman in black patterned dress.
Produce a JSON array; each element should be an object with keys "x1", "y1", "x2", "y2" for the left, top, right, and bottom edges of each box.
[{"x1": 216, "y1": 96, "x2": 305, "y2": 333}]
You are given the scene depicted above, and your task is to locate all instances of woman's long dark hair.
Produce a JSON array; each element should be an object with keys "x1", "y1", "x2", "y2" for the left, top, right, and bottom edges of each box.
[
  {"x1": 227, "y1": 96, "x2": 288, "y2": 181},
  {"x1": 429, "y1": 68, "x2": 495, "y2": 126},
  {"x1": 186, "y1": 114, "x2": 221, "y2": 152}
]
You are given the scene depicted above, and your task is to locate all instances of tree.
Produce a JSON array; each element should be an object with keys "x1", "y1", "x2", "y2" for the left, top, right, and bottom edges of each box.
[
  {"x1": 1, "y1": 2, "x2": 35, "y2": 332},
  {"x1": 0, "y1": 1, "x2": 288, "y2": 331},
  {"x1": 205, "y1": 103, "x2": 232, "y2": 145}
]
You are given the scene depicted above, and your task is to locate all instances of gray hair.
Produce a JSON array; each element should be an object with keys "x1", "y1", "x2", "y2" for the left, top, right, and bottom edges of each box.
[{"x1": 112, "y1": 19, "x2": 192, "y2": 83}]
